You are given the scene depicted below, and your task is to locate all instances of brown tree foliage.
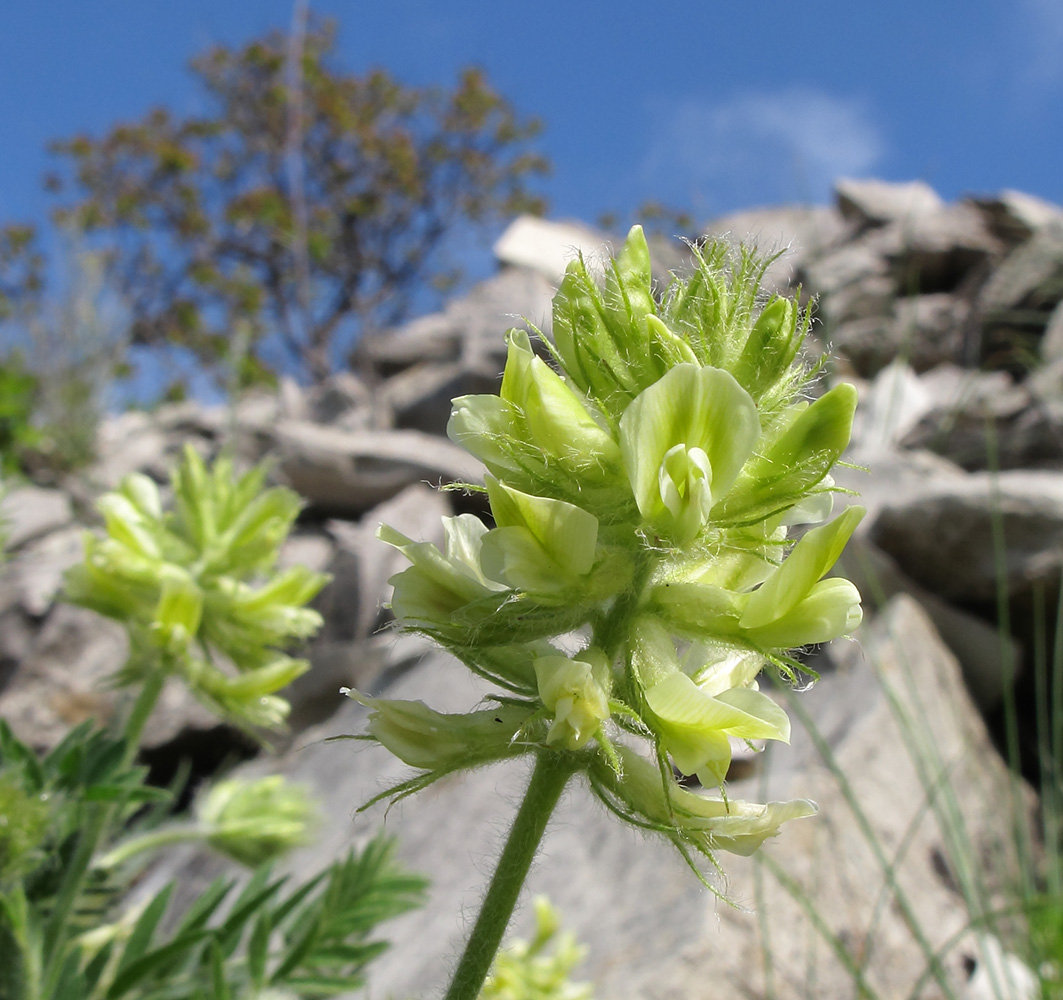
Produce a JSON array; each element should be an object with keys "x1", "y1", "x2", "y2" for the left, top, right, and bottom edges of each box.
[
  {"x1": 0, "y1": 226, "x2": 43, "y2": 323},
  {"x1": 31, "y1": 19, "x2": 548, "y2": 389}
]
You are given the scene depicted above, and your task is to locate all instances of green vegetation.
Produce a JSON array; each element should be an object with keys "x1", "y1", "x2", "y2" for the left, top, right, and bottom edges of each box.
[
  {"x1": 0, "y1": 355, "x2": 42, "y2": 478},
  {"x1": 482, "y1": 898, "x2": 593, "y2": 1000},
  {"x1": 0, "y1": 449, "x2": 425, "y2": 1000}
]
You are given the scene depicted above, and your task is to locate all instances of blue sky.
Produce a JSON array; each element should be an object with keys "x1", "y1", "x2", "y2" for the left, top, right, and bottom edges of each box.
[{"x1": 2, "y1": 0, "x2": 1061, "y2": 238}]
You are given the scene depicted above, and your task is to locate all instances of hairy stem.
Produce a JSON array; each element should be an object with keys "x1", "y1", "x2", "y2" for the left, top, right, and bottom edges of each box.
[{"x1": 443, "y1": 751, "x2": 576, "y2": 1000}]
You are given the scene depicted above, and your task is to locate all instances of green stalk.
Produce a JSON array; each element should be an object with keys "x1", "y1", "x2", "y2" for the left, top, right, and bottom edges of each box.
[
  {"x1": 97, "y1": 826, "x2": 203, "y2": 870},
  {"x1": 985, "y1": 421, "x2": 1036, "y2": 899},
  {"x1": 122, "y1": 668, "x2": 166, "y2": 767},
  {"x1": 40, "y1": 669, "x2": 167, "y2": 996},
  {"x1": 442, "y1": 751, "x2": 576, "y2": 1000}
]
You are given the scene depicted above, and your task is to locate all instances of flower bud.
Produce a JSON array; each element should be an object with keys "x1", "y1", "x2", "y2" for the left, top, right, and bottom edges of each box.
[
  {"x1": 731, "y1": 296, "x2": 801, "y2": 401},
  {"x1": 197, "y1": 776, "x2": 315, "y2": 867},
  {"x1": 534, "y1": 648, "x2": 612, "y2": 750},
  {"x1": 644, "y1": 314, "x2": 699, "y2": 372},
  {"x1": 152, "y1": 570, "x2": 203, "y2": 653},
  {"x1": 345, "y1": 690, "x2": 534, "y2": 771},
  {"x1": 219, "y1": 566, "x2": 329, "y2": 640},
  {"x1": 189, "y1": 655, "x2": 306, "y2": 729},
  {"x1": 120, "y1": 471, "x2": 163, "y2": 521},
  {"x1": 715, "y1": 383, "x2": 857, "y2": 525},
  {"x1": 221, "y1": 485, "x2": 305, "y2": 574},
  {"x1": 96, "y1": 493, "x2": 163, "y2": 562},
  {"x1": 603, "y1": 225, "x2": 656, "y2": 337},
  {"x1": 552, "y1": 257, "x2": 639, "y2": 412},
  {"x1": 499, "y1": 329, "x2": 622, "y2": 482}
]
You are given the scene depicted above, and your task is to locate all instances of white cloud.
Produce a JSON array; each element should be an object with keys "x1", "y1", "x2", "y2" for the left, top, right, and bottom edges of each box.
[
  {"x1": 1017, "y1": 0, "x2": 1063, "y2": 89},
  {"x1": 636, "y1": 87, "x2": 885, "y2": 214}
]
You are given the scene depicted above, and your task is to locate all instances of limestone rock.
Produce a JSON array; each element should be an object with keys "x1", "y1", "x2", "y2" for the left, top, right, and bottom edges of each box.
[
  {"x1": 492, "y1": 215, "x2": 612, "y2": 283},
  {"x1": 364, "y1": 267, "x2": 556, "y2": 377},
  {"x1": 1039, "y1": 298, "x2": 1063, "y2": 368},
  {"x1": 802, "y1": 237, "x2": 890, "y2": 298},
  {"x1": 868, "y1": 469, "x2": 1063, "y2": 603},
  {"x1": 277, "y1": 377, "x2": 308, "y2": 421},
  {"x1": 894, "y1": 293, "x2": 973, "y2": 366},
  {"x1": 902, "y1": 367, "x2": 1063, "y2": 471},
  {"x1": 282, "y1": 639, "x2": 390, "y2": 737},
  {"x1": 90, "y1": 411, "x2": 175, "y2": 488},
  {"x1": 831, "y1": 293, "x2": 972, "y2": 375},
  {"x1": 973, "y1": 189, "x2": 1063, "y2": 246},
  {"x1": 0, "y1": 485, "x2": 72, "y2": 551},
  {"x1": 702, "y1": 204, "x2": 849, "y2": 292},
  {"x1": 833, "y1": 445, "x2": 967, "y2": 529},
  {"x1": 847, "y1": 362, "x2": 937, "y2": 453},
  {"x1": 0, "y1": 607, "x2": 34, "y2": 694},
  {"x1": 0, "y1": 526, "x2": 85, "y2": 617},
  {"x1": 152, "y1": 400, "x2": 225, "y2": 438},
  {"x1": 381, "y1": 359, "x2": 502, "y2": 436},
  {"x1": 809, "y1": 198, "x2": 1001, "y2": 377},
  {"x1": 978, "y1": 222, "x2": 1063, "y2": 369},
  {"x1": 876, "y1": 202, "x2": 1002, "y2": 295},
  {"x1": 0, "y1": 603, "x2": 130, "y2": 751},
  {"x1": 306, "y1": 372, "x2": 375, "y2": 430},
  {"x1": 817, "y1": 271, "x2": 896, "y2": 328},
  {"x1": 837, "y1": 537, "x2": 1020, "y2": 712},
  {"x1": 275, "y1": 421, "x2": 483, "y2": 517},
  {"x1": 319, "y1": 483, "x2": 449, "y2": 643},
  {"x1": 277, "y1": 531, "x2": 335, "y2": 576},
  {"x1": 835, "y1": 177, "x2": 943, "y2": 229},
  {"x1": 978, "y1": 222, "x2": 1063, "y2": 312},
  {"x1": 230, "y1": 390, "x2": 283, "y2": 430}
]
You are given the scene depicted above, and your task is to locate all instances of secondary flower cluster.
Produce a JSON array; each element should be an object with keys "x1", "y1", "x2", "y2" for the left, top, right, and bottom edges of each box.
[
  {"x1": 66, "y1": 446, "x2": 329, "y2": 729},
  {"x1": 356, "y1": 228, "x2": 863, "y2": 867}
]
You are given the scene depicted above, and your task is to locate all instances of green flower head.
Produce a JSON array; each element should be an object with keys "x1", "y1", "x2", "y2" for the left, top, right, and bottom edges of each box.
[
  {"x1": 65, "y1": 446, "x2": 330, "y2": 730},
  {"x1": 365, "y1": 226, "x2": 861, "y2": 872}
]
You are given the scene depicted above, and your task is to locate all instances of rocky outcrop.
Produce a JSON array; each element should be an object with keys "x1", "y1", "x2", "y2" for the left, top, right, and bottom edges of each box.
[{"x1": 3, "y1": 180, "x2": 1062, "y2": 998}]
